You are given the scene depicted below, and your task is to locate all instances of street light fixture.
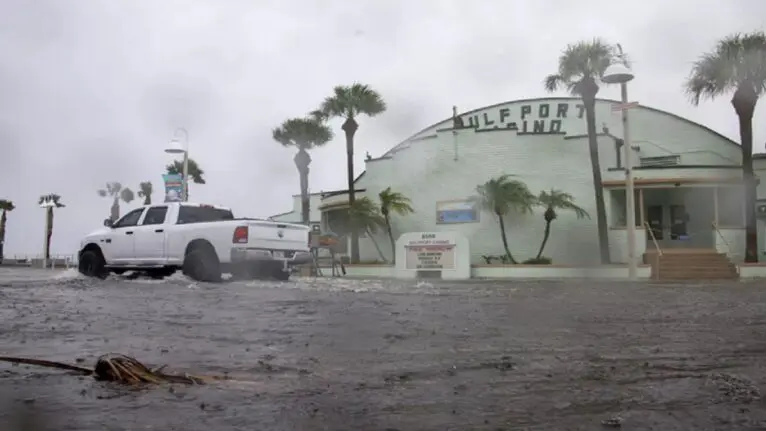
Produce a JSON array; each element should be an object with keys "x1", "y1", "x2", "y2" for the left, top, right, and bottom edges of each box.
[
  {"x1": 602, "y1": 45, "x2": 638, "y2": 280},
  {"x1": 165, "y1": 128, "x2": 189, "y2": 202}
]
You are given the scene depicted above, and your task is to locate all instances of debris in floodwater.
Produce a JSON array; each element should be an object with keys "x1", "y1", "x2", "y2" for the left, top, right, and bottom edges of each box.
[
  {"x1": 601, "y1": 415, "x2": 622, "y2": 427},
  {"x1": 0, "y1": 354, "x2": 214, "y2": 385}
]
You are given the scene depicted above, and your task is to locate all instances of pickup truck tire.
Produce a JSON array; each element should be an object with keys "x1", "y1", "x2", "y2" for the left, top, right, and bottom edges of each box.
[
  {"x1": 78, "y1": 250, "x2": 109, "y2": 280},
  {"x1": 272, "y1": 268, "x2": 290, "y2": 281},
  {"x1": 182, "y1": 248, "x2": 222, "y2": 283}
]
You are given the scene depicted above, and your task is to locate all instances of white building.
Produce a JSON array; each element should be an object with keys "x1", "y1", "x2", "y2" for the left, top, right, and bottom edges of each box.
[{"x1": 273, "y1": 97, "x2": 764, "y2": 266}]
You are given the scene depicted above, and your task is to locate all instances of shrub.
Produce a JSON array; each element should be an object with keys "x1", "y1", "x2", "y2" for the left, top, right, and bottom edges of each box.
[{"x1": 522, "y1": 257, "x2": 552, "y2": 265}]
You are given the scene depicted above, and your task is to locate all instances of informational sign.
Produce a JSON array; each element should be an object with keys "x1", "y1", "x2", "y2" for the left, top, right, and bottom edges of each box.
[
  {"x1": 163, "y1": 174, "x2": 183, "y2": 202},
  {"x1": 436, "y1": 200, "x2": 479, "y2": 224},
  {"x1": 404, "y1": 233, "x2": 456, "y2": 270}
]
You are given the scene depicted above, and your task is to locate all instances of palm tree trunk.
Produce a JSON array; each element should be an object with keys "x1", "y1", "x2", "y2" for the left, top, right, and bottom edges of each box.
[
  {"x1": 0, "y1": 210, "x2": 6, "y2": 260},
  {"x1": 110, "y1": 198, "x2": 120, "y2": 222},
  {"x1": 144, "y1": 195, "x2": 151, "y2": 205},
  {"x1": 299, "y1": 168, "x2": 310, "y2": 225},
  {"x1": 384, "y1": 214, "x2": 396, "y2": 263},
  {"x1": 536, "y1": 220, "x2": 553, "y2": 260},
  {"x1": 737, "y1": 112, "x2": 758, "y2": 262},
  {"x1": 342, "y1": 118, "x2": 360, "y2": 264},
  {"x1": 583, "y1": 95, "x2": 610, "y2": 263},
  {"x1": 365, "y1": 229, "x2": 388, "y2": 263},
  {"x1": 496, "y1": 213, "x2": 517, "y2": 264},
  {"x1": 45, "y1": 208, "x2": 53, "y2": 261}
]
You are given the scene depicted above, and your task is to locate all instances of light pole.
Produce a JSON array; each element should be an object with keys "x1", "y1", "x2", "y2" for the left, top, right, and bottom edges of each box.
[
  {"x1": 602, "y1": 44, "x2": 637, "y2": 280},
  {"x1": 165, "y1": 128, "x2": 189, "y2": 202},
  {"x1": 39, "y1": 197, "x2": 55, "y2": 269}
]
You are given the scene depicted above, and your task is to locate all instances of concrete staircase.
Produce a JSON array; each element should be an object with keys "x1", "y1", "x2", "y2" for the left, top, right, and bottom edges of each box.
[{"x1": 644, "y1": 249, "x2": 739, "y2": 280}]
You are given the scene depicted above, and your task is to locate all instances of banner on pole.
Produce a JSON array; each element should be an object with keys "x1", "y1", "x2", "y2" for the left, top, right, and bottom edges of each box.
[{"x1": 163, "y1": 174, "x2": 183, "y2": 202}]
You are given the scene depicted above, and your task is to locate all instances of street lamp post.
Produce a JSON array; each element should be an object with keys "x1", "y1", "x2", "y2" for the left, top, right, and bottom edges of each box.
[
  {"x1": 165, "y1": 128, "x2": 189, "y2": 202},
  {"x1": 39, "y1": 197, "x2": 55, "y2": 269},
  {"x1": 602, "y1": 44, "x2": 637, "y2": 280}
]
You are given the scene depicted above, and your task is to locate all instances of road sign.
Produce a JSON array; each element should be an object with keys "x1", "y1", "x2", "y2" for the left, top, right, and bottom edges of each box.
[{"x1": 612, "y1": 101, "x2": 639, "y2": 112}]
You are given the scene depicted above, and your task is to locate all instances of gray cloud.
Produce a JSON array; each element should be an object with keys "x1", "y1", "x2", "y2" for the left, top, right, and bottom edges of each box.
[{"x1": 0, "y1": 0, "x2": 765, "y2": 256}]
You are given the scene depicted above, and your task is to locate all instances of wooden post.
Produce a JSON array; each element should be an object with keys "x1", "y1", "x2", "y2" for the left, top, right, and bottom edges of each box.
[
  {"x1": 713, "y1": 186, "x2": 719, "y2": 226},
  {"x1": 638, "y1": 188, "x2": 645, "y2": 227}
]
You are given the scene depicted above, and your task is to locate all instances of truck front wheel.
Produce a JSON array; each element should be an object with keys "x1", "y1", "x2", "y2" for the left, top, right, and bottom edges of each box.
[{"x1": 78, "y1": 250, "x2": 109, "y2": 280}]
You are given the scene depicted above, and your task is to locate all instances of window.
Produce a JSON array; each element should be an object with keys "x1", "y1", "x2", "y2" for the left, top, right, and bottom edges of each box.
[
  {"x1": 141, "y1": 206, "x2": 168, "y2": 225},
  {"x1": 113, "y1": 208, "x2": 145, "y2": 228},
  {"x1": 177, "y1": 205, "x2": 234, "y2": 224}
]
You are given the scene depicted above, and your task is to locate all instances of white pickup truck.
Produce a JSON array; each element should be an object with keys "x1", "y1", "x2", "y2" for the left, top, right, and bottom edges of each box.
[{"x1": 77, "y1": 202, "x2": 311, "y2": 282}]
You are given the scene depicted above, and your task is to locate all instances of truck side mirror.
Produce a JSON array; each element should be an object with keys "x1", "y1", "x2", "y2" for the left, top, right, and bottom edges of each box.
[{"x1": 103, "y1": 218, "x2": 113, "y2": 228}]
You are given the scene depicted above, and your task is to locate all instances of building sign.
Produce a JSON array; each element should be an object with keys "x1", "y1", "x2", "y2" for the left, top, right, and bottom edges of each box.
[
  {"x1": 163, "y1": 174, "x2": 183, "y2": 202},
  {"x1": 436, "y1": 199, "x2": 479, "y2": 224},
  {"x1": 462, "y1": 102, "x2": 586, "y2": 134},
  {"x1": 404, "y1": 233, "x2": 456, "y2": 270}
]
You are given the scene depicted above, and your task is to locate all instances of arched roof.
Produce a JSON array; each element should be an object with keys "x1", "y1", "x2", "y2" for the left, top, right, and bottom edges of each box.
[{"x1": 352, "y1": 96, "x2": 740, "y2": 185}]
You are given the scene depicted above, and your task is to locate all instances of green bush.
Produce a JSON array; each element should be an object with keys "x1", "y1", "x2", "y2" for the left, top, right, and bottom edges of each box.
[{"x1": 522, "y1": 257, "x2": 552, "y2": 265}]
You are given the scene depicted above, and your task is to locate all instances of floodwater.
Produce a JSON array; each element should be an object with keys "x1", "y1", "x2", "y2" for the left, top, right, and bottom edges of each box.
[{"x1": 1, "y1": 269, "x2": 765, "y2": 430}]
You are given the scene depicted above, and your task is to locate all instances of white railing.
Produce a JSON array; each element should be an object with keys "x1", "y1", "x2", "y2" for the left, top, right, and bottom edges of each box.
[
  {"x1": 644, "y1": 222, "x2": 662, "y2": 279},
  {"x1": 1, "y1": 254, "x2": 77, "y2": 269}
]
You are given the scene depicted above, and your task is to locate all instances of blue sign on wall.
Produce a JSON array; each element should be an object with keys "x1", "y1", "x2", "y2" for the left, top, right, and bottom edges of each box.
[{"x1": 436, "y1": 200, "x2": 479, "y2": 224}]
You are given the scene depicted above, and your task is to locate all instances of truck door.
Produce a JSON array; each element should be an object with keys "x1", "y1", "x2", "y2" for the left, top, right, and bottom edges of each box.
[
  {"x1": 133, "y1": 206, "x2": 169, "y2": 263},
  {"x1": 107, "y1": 208, "x2": 145, "y2": 263}
]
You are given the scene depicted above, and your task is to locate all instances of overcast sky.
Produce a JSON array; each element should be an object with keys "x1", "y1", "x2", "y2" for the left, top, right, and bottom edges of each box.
[{"x1": 1, "y1": 0, "x2": 765, "y2": 256}]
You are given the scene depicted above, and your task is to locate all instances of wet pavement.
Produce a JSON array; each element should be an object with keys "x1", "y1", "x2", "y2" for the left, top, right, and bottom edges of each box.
[{"x1": 1, "y1": 270, "x2": 765, "y2": 430}]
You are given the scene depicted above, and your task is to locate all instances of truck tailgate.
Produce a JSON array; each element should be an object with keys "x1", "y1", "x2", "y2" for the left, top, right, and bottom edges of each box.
[{"x1": 244, "y1": 220, "x2": 309, "y2": 251}]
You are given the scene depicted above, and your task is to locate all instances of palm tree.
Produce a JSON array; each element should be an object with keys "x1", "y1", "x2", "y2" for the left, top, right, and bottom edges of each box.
[
  {"x1": 317, "y1": 83, "x2": 387, "y2": 263},
  {"x1": 38, "y1": 194, "x2": 65, "y2": 261},
  {"x1": 272, "y1": 117, "x2": 334, "y2": 224},
  {"x1": 535, "y1": 189, "x2": 590, "y2": 259},
  {"x1": 166, "y1": 158, "x2": 206, "y2": 200},
  {"x1": 137, "y1": 181, "x2": 153, "y2": 205},
  {"x1": 97, "y1": 182, "x2": 135, "y2": 222},
  {"x1": 0, "y1": 199, "x2": 15, "y2": 261},
  {"x1": 378, "y1": 187, "x2": 414, "y2": 263},
  {"x1": 544, "y1": 38, "x2": 620, "y2": 263},
  {"x1": 475, "y1": 175, "x2": 538, "y2": 264},
  {"x1": 348, "y1": 197, "x2": 388, "y2": 263},
  {"x1": 686, "y1": 31, "x2": 766, "y2": 263}
]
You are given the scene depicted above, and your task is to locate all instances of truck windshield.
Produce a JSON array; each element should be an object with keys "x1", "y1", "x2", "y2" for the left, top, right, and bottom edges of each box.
[{"x1": 177, "y1": 205, "x2": 235, "y2": 224}]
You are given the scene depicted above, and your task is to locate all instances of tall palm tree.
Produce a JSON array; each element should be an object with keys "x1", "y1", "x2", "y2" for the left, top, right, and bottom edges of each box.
[
  {"x1": 348, "y1": 196, "x2": 388, "y2": 263},
  {"x1": 535, "y1": 189, "x2": 590, "y2": 259},
  {"x1": 0, "y1": 199, "x2": 15, "y2": 261},
  {"x1": 544, "y1": 38, "x2": 619, "y2": 263},
  {"x1": 378, "y1": 187, "x2": 414, "y2": 263},
  {"x1": 166, "y1": 158, "x2": 206, "y2": 200},
  {"x1": 685, "y1": 31, "x2": 766, "y2": 263},
  {"x1": 38, "y1": 194, "x2": 65, "y2": 261},
  {"x1": 317, "y1": 83, "x2": 387, "y2": 263},
  {"x1": 475, "y1": 175, "x2": 538, "y2": 264},
  {"x1": 272, "y1": 117, "x2": 333, "y2": 225},
  {"x1": 97, "y1": 182, "x2": 135, "y2": 222},
  {"x1": 137, "y1": 181, "x2": 153, "y2": 205}
]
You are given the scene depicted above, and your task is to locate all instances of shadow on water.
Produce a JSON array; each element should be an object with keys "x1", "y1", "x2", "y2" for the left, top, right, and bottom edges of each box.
[{"x1": 1, "y1": 271, "x2": 766, "y2": 429}]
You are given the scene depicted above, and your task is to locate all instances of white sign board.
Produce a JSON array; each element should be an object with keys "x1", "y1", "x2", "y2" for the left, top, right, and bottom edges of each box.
[
  {"x1": 396, "y1": 231, "x2": 470, "y2": 280},
  {"x1": 405, "y1": 238, "x2": 456, "y2": 270}
]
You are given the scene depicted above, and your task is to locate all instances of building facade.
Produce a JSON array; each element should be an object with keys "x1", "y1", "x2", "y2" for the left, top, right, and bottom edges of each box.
[{"x1": 274, "y1": 97, "x2": 764, "y2": 265}]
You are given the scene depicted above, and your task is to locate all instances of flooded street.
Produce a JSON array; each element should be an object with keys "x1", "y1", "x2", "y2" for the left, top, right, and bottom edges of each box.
[{"x1": 1, "y1": 270, "x2": 765, "y2": 430}]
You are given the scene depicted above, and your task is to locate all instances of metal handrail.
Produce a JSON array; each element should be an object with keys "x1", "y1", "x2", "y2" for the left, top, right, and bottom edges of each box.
[
  {"x1": 643, "y1": 222, "x2": 662, "y2": 256},
  {"x1": 712, "y1": 222, "x2": 740, "y2": 275}
]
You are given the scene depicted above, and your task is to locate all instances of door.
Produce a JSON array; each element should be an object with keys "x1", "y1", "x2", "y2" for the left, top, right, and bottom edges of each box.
[
  {"x1": 669, "y1": 205, "x2": 689, "y2": 240},
  {"x1": 646, "y1": 205, "x2": 664, "y2": 242},
  {"x1": 133, "y1": 206, "x2": 169, "y2": 263},
  {"x1": 107, "y1": 208, "x2": 145, "y2": 263}
]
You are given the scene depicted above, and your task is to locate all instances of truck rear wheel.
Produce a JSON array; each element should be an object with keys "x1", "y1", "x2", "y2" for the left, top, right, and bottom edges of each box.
[{"x1": 182, "y1": 247, "x2": 221, "y2": 283}]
